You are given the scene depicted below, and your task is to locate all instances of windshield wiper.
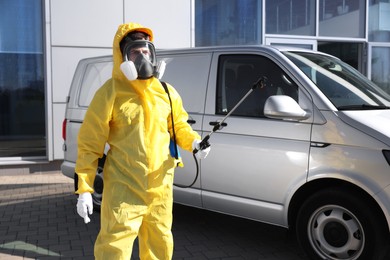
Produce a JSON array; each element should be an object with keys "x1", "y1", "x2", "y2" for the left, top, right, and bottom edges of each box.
[{"x1": 338, "y1": 104, "x2": 390, "y2": 111}]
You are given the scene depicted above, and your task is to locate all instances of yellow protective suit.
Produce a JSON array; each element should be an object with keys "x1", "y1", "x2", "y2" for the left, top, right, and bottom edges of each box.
[{"x1": 75, "y1": 22, "x2": 200, "y2": 260}]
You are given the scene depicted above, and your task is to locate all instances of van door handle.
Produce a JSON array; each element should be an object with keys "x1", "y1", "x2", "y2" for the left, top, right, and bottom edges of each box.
[
  {"x1": 209, "y1": 121, "x2": 227, "y2": 127},
  {"x1": 187, "y1": 119, "x2": 196, "y2": 125}
]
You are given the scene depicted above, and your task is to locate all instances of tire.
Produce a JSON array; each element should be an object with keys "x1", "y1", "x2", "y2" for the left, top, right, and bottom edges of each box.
[
  {"x1": 296, "y1": 188, "x2": 388, "y2": 260},
  {"x1": 74, "y1": 156, "x2": 105, "y2": 212},
  {"x1": 91, "y1": 156, "x2": 105, "y2": 211}
]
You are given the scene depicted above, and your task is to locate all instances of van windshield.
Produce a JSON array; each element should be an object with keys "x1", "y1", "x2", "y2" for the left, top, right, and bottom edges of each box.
[{"x1": 283, "y1": 51, "x2": 390, "y2": 110}]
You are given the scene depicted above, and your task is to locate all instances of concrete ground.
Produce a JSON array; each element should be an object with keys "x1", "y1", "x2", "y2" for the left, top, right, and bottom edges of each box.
[{"x1": 0, "y1": 163, "x2": 309, "y2": 260}]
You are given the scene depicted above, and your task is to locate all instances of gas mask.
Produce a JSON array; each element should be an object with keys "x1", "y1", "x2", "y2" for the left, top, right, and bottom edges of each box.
[{"x1": 120, "y1": 40, "x2": 156, "y2": 81}]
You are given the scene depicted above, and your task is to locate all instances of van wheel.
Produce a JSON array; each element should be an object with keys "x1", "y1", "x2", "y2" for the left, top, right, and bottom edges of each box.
[
  {"x1": 92, "y1": 156, "x2": 105, "y2": 211},
  {"x1": 296, "y1": 188, "x2": 388, "y2": 260},
  {"x1": 73, "y1": 156, "x2": 105, "y2": 212}
]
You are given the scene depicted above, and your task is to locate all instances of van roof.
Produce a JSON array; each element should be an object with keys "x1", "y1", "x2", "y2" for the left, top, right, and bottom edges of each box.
[
  {"x1": 156, "y1": 44, "x2": 312, "y2": 54},
  {"x1": 79, "y1": 45, "x2": 333, "y2": 63}
]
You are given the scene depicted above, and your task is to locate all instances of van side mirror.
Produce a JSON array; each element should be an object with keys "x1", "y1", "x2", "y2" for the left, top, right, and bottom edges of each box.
[{"x1": 264, "y1": 95, "x2": 310, "y2": 121}]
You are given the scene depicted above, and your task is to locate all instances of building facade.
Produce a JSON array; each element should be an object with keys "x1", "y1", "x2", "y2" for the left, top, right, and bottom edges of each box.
[{"x1": 0, "y1": 0, "x2": 389, "y2": 169}]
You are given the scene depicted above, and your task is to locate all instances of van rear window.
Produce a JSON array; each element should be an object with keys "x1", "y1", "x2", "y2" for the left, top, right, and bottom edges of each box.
[{"x1": 78, "y1": 61, "x2": 113, "y2": 107}]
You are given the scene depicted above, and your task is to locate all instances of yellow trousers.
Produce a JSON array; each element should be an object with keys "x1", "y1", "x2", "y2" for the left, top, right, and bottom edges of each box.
[{"x1": 94, "y1": 182, "x2": 174, "y2": 260}]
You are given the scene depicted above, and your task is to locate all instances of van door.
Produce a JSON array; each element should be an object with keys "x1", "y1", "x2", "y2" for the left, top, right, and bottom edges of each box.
[
  {"x1": 201, "y1": 52, "x2": 313, "y2": 226},
  {"x1": 158, "y1": 51, "x2": 212, "y2": 207}
]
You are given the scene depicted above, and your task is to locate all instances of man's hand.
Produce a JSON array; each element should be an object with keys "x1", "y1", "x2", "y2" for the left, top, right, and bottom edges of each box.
[
  {"x1": 192, "y1": 139, "x2": 211, "y2": 159},
  {"x1": 76, "y1": 192, "x2": 93, "y2": 224}
]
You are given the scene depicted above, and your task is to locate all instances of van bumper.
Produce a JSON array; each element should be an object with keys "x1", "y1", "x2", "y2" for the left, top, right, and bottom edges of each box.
[
  {"x1": 375, "y1": 184, "x2": 390, "y2": 232},
  {"x1": 61, "y1": 160, "x2": 75, "y2": 179}
]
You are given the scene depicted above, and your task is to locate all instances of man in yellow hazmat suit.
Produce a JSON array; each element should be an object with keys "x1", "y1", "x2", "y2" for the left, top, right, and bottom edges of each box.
[{"x1": 75, "y1": 22, "x2": 210, "y2": 259}]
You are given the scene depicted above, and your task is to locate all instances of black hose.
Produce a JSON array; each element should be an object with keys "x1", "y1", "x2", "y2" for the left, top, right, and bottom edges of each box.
[{"x1": 173, "y1": 153, "x2": 199, "y2": 188}]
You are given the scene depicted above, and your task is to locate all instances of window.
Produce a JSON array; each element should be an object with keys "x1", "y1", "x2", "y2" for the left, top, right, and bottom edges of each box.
[
  {"x1": 318, "y1": 42, "x2": 363, "y2": 71},
  {"x1": 266, "y1": 0, "x2": 316, "y2": 36},
  {"x1": 216, "y1": 55, "x2": 298, "y2": 117},
  {"x1": 371, "y1": 46, "x2": 390, "y2": 94},
  {"x1": 369, "y1": 0, "x2": 390, "y2": 42},
  {"x1": 79, "y1": 61, "x2": 113, "y2": 107},
  {"x1": 195, "y1": 0, "x2": 262, "y2": 46},
  {"x1": 0, "y1": 0, "x2": 45, "y2": 158},
  {"x1": 284, "y1": 51, "x2": 390, "y2": 108},
  {"x1": 319, "y1": 0, "x2": 365, "y2": 37}
]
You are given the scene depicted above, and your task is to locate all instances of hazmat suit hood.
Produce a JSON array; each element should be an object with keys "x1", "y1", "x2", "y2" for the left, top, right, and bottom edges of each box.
[{"x1": 112, "y1": 22, "x2": 154, "y2": 81}]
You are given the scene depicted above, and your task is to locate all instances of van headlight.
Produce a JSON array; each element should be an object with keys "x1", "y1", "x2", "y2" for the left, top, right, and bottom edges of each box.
[{"x1": 383, "y1": 150, "x2": 390, "y2": 166}]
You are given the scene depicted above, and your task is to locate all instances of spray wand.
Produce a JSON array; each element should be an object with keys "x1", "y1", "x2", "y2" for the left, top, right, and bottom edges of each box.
[{"x1": 193, "y1": 76, "x2": 267, "y2": 154}]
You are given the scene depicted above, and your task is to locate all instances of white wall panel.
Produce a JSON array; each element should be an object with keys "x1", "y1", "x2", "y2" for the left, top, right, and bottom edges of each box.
[
  {"x1": 51, "y1": 47, "x2": 111, "y2": 103},
  {"x1": 51, "y1": 0, "x2": 123, "y2": 47},
  {"x1": 124, "y1": 0, "x2": 192, "y2": 48}
]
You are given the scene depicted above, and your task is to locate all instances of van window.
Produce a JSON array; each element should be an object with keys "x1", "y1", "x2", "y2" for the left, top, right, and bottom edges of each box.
[
  {"x1": 284, "y1": 51, "x2": 390, "y2": 109},
  {"x1": 216, "y1": 55, "x2": 298, "y2": 117},
  {"x1": 78, "y1": 61, "x2": 113, "y2": 107},
  {"x1": 159, "y1": 53, "x2": 211, "y2": 113}
]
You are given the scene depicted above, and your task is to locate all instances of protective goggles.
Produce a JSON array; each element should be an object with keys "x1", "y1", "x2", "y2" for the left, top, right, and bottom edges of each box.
[{"x1": 122, "y1": 40, "x2": 156, "y2": 65}]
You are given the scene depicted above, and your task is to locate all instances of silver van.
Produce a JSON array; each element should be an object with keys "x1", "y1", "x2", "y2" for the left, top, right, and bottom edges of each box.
[{"x1": 61, "y1": 46, "x2": 390, "y2": 260}]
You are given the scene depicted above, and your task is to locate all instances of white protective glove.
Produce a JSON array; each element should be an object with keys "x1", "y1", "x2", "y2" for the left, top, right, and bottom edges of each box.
[
  {"x1": 192, "y1": 139, "x2": 211, "y2": 159},
  {"x1": 76, "y1": 192, "x2": 93, "y2": 224}
]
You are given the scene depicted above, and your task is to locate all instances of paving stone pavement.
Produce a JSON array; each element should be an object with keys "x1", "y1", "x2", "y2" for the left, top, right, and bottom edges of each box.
[{"x1": 0, "y1": 168, "x2": 310, "y2": 260}]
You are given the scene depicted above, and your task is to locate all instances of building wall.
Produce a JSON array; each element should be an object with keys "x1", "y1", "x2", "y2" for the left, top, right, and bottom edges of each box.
[{"x1": 48, "y1": 0, "x2": 193, "y2": 160}]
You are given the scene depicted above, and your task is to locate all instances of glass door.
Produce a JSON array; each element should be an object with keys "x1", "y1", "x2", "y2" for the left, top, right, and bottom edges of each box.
[
  {"x1": 318, "y1": 41, "x2": 365, "y2": 73},
  {"x1": 368, "y1": 43, "x2": 390, "y2": 95},
  {"x1": 0, "y1": 0, "x2": 46, "y2": 159}
]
